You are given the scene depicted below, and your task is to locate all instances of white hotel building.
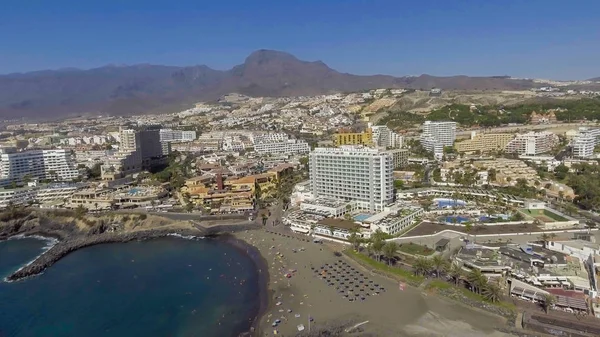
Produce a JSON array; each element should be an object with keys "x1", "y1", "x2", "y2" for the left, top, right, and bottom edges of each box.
[
  {"x1": 254, "y1": 139, "x2": 310, "y2": 155},
  {"x1": 420, "y1": 121, "x2": 457, "y2": 157},
  {"x1": 159, "y1": 129, "x2": 197, "y2": 142},
  {"x1": 0, "y1": 148, "x2": 79, "y2": 186},
  {"x1": 572, "y1": 127, "x2": 600, "y2": 158},
  {"x1": 505, "y1": 131, "x2": 559, "y2": 156},
  {"x1": 309, "y1": 146, "x2": 394, "y2": 212}
]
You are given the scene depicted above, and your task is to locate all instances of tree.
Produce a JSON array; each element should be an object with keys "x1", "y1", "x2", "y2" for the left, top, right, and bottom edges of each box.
[
  {"x1": 75, "y1": 204, "x2": 87, "y2": 218},
  {"x1": 448, "y1": 263, "x2": 463, "y2": 286},
  {"x1": 371, "y1": 237, "x2": 385, "y2": 262},
  {"x1": 261, "y1": 214, "x2": 268, "y2": 226},
  {"x1": 431, "y1": 255, "x2": 447, "y2": 278},
  {"x1": 382, "y1": 242, "x2": 398, "y2": 266},
  {"x1": 585, "y1": 221, "x2": 597, "y2": 234},
  {"x1": 348, "y1": 229, "x2": 362, "y2": 251},
  {"x1": 539, "y1": 233, "x2": 550, "y2": 248},
  {"x1": 464, "y1": 223, "x2": 473, "y2": 242},
  {"x1": 467, "y1": 269, "x2": 487, "y2": 294},
  {"x1": 482, "y1": 281, "x2": 502, "y2": 303},
  {"x1": 22, "y1": 174, "x2": 32, "y2": 185},
  {"x1": 412, "y1": 257, "x2": 433, "y2": 277},
  {"x1": 185, "y1": 202, "x2": 194, "y2": 213},
  {"x1": 542, "y1": 294, "x2": 556, "y2": 313}
]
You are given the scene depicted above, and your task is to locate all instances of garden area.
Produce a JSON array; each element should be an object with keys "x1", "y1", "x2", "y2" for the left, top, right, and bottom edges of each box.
[
  {"x1": 520, "y1": 208, "x2": 568, "y2": 222},
  {"x1": 398, "y1": 242, "x2": 435, "y2": 256}
]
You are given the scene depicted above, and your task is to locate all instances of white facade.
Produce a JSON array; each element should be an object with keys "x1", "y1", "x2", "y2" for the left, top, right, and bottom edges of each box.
[
  {"x1": 254, "y1": 139, "x2": 310, "y2": 155},
  {"x1": 420, "y1": 121, "x2": 456, "y2": 154},
  {"x1": 0, "y1": 188, "x2": 36, "y2": 208},
  {"x1": 0, "y1": 148, "x2": 79, "y2": 186},
  {"x1": 505, "y1": 131, "x2": 559, "y2": 155},
  {"x1": 159, "y1": 129, "x2": 197, "y2": 142},
  {"x1": 371, "y1": 125, "x2": 403, "y2": 148},
  {"x1": 572, "y1": 128, "x2": 600, "y2": 158},
  {"x1": 309, "y1": 146, "x2": 394, "y2": 212}
]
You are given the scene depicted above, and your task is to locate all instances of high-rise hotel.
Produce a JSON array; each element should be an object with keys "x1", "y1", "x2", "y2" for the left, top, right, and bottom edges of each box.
[{"x1": 309, "y1": 146, "x2": 394, "y2": 212}]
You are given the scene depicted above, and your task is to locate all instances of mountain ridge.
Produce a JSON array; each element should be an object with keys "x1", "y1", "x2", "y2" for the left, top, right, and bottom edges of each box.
[{"x1": 0, "y1": 49, "x2": 545, "y2": 120}]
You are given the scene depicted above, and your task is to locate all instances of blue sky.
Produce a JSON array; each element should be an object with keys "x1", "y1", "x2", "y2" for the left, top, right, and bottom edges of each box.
[{"x1": 1, "y1": 0, "x2": 599, "y2": 79}]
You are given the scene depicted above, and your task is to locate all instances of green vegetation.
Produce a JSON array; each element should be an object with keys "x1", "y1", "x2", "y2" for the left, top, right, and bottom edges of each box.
[
  {"x1": 379, "y1": 98, "x2": 600, "y2": 128},
  {"x1": 523, "y1": 208, "x2": 568, "y2": 222},
  {"x1": 398, "y1": 242, "x2": 435, "y2": 256},
  {"x1": 376, "y1": 111, "x2": 424, "y2": 129},
  {"x1": 563, "y1": 163, "x2": 600, "y2": 210},
  {"x1": 345, "y1": 249, "x2": 424, "y2": 284}
]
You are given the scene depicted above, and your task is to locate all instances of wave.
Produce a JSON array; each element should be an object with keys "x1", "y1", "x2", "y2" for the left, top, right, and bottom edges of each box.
[
  {"x1": 167, "y1": 233, "x2": 206, "y2": 240},
  {"x1": 2, "y1": 235, "x2": 59, "y2": 283}
]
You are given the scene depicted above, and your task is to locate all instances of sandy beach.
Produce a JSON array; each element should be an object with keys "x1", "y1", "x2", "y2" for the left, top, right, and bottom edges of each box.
[{"x1": 237, "y1": 228, "x2": 514, "y2": 337}]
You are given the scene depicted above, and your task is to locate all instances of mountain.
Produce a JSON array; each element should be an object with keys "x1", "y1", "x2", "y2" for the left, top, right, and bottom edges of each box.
[
  {"x1": 0, "y1": 49, "x2": 538, "y2": 120},
  {"x1": 588, "y1": 77, "x2": 600, "y2": 82}
]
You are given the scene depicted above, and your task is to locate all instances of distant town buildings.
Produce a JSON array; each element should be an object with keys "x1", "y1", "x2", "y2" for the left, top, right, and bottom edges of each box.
[
  {"x1": 159, "y1": 129, "x2": 197, "y2": 142},
  {"x1": 505, "y1": 131, "x2": 559, "y2": 156},
  {"x1": 309, "y1": 146, "x2": 393, "y2": 211},
  {"x1": 529, "y1": 111, "x2": 558, "y2": 124},
  {"x1": 253, "y1": 138, "x2": 310, "y2": 155}
]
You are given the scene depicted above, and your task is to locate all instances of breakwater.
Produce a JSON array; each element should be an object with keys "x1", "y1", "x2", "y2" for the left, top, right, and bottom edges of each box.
[{"x1": 6, "y1": 221, "x2": 263, "y2": 282}]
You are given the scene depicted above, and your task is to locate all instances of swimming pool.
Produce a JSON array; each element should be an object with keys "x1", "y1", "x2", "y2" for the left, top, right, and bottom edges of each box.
[
  {"x1": 443, "y1": 215, "x2": 470, "y2": 223},
  {"x1": 434, "y1": 198, "x2": 466, "y2": 209},
  {"x1": 353, "y1": 214, "x2": 372, "y2": 222}
]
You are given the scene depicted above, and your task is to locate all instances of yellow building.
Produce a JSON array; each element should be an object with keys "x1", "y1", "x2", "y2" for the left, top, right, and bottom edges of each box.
[
  {"x1": 455, "y1": 132, "x2": 514, "y2": 153},
  {"x1": 333, "y1": 129, "x2": 373, "y2": 147}
]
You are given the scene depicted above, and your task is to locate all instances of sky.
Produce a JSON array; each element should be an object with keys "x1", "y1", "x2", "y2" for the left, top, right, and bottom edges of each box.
[{"x1": 1, "y1": 0, "x2": 599, "y2": 80}]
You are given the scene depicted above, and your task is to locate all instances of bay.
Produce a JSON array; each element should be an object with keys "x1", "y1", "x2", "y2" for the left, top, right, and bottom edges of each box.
[{"x1": 0, "y1": 237, "x2": 261, "y2": 337}]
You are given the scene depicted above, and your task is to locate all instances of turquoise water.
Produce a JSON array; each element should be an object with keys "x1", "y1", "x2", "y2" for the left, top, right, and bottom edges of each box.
[
  {"x1": 353, "y1": 213, "x2": 371, "y2": 222},
  {"x1": 444, "y1": 215, "x2": 470, "y2": 223},
  {"x1": 0, "y1": 237, "x2": 261, "y2": 337}
]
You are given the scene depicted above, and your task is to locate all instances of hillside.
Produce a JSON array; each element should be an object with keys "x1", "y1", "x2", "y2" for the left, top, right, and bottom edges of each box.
[{"x1": 0, "y1": 49, "x2": 541, "y2": 120}]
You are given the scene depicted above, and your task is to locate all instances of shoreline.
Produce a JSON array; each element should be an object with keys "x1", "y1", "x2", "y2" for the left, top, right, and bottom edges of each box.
[{"x1": 219, "y1": 233, "x2": 271, "y2": 337}]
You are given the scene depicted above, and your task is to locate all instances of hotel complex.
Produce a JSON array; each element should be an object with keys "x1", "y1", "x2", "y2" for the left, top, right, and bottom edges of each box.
[
  {"x1": 572, "y1": 127, "x2": 600, "y2": 158},
  {"x1": 309, "y1": 146, "x2": 394, "y2": 212},
  {"x1": 0, "y1": 147, "x2": 79, "y2": 186},
  {"x1": 505, "y1": 131, "x2": 559, "y2": 155},
  {"x1": 455, "y1": 132, "x2": 514, "y2": 153},
  {"x1": 420, "y1": 121, "x2": 457, "y2": 157}
]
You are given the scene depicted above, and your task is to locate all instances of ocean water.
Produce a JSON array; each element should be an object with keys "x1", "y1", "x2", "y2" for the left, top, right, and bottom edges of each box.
[{"x1": 0, "y1": 237, "x2": 261, "y2": 337}]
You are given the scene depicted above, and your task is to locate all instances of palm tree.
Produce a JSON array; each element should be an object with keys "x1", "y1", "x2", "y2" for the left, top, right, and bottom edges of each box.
[
  {"x1": 371, "y1": 238, "x2": 385, "y2": 262},
  {"x1": 467, "y1": 269, "x2": 487, "y2": 295},
  {"x1": 448, "y1": 263, "x2": 463, "y2": 286},
  {"x1": 464, "y1": 223, "x2": 473, "y2": 242},
  {"x1": 542, "y1": 294, "x2": 556, "y2": 313},
  {"x1": 413, "y1": 257, "x2": 433, "y2": 277},
  {"x1": 348, "y1": 230, "x2": 361, "y2": 251},
  {"x1": 382, "y1": 242, "x2": 398, "y2": 266},
  {"x1": 261, "y1": 214, "x2": 268, "y2": 226},
  {"x1": 431, "y1": 255, "x2": 448, "y2": 278},
  {"x1": 327, "y1": 226, "x2": 336, "y2": 236},
  {"x1": 539, "y1": 233, "x2": 550, "y2": 248},
  {"x1": 482, "y1": 281, "x2": 502, "y2": 303},
  {"x1": 585, "y1": 221, "x2": 597, "y2": 234}
]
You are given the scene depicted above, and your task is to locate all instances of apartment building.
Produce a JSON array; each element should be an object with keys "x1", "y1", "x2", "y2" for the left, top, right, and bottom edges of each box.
[
  {"x1": 420, "y1": 121, "x2": 456, "y2": 155},
  {"x1": 572, "y1": 127, "x2": 600, "y2": 158},
  {"x1": 0, "y1": 188, "x2": 36, "y2": 208},
  {"x1": 0, "y1": 147, "x2": 79, "y2": 186},
  {"x1": 253, "y1": 139, "x2": 310, "y2": 155},
  {"x1": 333, "y1": 129, "x2": 373, "y2": 147},
  {"x1": 455, "y1": 132, "x2": 514, "y2": 153},
  {"x1": 159, "y1": 129, "x2": 197, "y2": 142},
  {"x1": 309, "y1": 146, "x2": 394, "y2": 212},
  {"x1": 370, "y1": 125, "x2": 403, "y2": 148},
  {"x1": 385, "y1": 149, "x2": 409, "y2": 168},
  {"x1": 505, "y1": 131, "x2": 559, "y2": 155}
]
